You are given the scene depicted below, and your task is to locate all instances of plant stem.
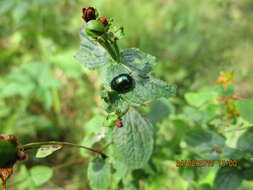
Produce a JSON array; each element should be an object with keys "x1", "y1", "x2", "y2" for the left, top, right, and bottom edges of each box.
[
  {"x1": 19, "y1": 141, "x2": 108, "y2": 158},
  {"x1": 98, "y1": 36, "x2": 118, "y2": 62},
  {"x1": 112, "y1": 39, "x2": 120, "y2": 62},
  {"x1": 102, "y1": 34, "x2": 121, "y2": 63},
  {"x1": 105, "y1": 39, "x2": 118, "y2": 61}
]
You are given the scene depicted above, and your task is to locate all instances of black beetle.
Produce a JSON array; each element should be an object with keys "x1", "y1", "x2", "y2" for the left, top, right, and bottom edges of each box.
[{"x1": 110, "y1": 73, "x2": 135, "y2": 93}]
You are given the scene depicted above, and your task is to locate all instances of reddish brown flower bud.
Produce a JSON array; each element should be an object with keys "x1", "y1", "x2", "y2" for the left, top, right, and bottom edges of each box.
[
  {"x1": 98, "y1": 17, "x2": 108, "y2": 26},
  {"x1": 115, "y1": 119, "x2": 123, "y2": 128},
  {"x1": 82, "y1": 7, "x2": 97, "y2": 22}
]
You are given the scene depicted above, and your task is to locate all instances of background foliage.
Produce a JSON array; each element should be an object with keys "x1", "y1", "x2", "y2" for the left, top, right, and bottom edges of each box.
[{"x1": 0, "y1": 0, "x2": 253, "y2": 189}]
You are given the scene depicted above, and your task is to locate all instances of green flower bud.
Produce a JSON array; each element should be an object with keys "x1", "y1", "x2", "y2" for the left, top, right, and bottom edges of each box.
[{"x1": 86, "y1": 20, "x2": 105, "y2": 38}]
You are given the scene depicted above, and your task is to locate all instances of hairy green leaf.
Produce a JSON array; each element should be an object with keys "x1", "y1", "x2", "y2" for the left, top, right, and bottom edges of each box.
[
  {"x1": 214, "y1": 167, "x2": 241, "y2": 190},
  {"x1": 237, "y1": 128, "x2": 253, "y2": 154},
  {"x1": 121, "y1": 48, "x2": 155, "y2": 76},
  {"x1": 185, "y1": 128, "x2": 225, "y2": 157},
  {"x1": 112, "y1": 109, "x2": 154, "y2": 170},
  {"x1": 147, "y1": 98, "x2": 173, "y2": 124},
  {"x1": 101, "y1": 63, "x2": 176, "y2": 106},
  {"x1": 122, "y1": 77, "x2": 176, "y2": 105},
  {"x1": 87, "y1": 157, "x2": 111, "y2": 190},
  {"x1": 76, "y1": 25, "x2": 112, "y2": 69}
]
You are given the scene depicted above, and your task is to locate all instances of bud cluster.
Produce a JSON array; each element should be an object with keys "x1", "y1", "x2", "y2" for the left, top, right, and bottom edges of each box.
[
  {"x1": 82, "y1": 7, "x2": 109, "y2": 39},
  {"x1": 81, "y1": 6, "x2": 122, "y2": 63}
]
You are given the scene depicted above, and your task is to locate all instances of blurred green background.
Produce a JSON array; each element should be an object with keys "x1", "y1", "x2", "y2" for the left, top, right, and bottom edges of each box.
[{"x1": 0, "y1": 0, "x2": 253, "y2": 189}]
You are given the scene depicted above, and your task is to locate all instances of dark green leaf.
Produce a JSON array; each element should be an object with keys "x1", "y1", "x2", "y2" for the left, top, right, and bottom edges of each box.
[
  {"x1": 222, "y1": 147, "x2": 247, "y2": 160},
  {"x1": 185, "y1": 128, "x2": 225, "y2": 156},
  {"x1": 242, "y1": 166, "x2": 253, "y2": 180},
  {"x1": 214, "y1": 167, "x2": 242, "y2": 190},
  {"x1": 112, "y1": 109, "x2": 154, "y2": 170},
  {"x1": 147, "y1": 98, "x2": 173, "y2": 124},
  {"x1": 87, "y1": 157, "x2": 111, "y2": 190},
  {"x1": 236, "y1": 128, "x2": 253, "y2": 154}
]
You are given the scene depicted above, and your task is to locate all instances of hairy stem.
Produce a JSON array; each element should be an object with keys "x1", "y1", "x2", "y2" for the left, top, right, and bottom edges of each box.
[
  {"x1": 102, "y1": 34, "x2": 121, "y2": 63},
  {"x1": 98, "y1": 36, "x2": 118, "y2": 62},
  {"x1": 112, "y1": 39, "x2": 120, "y2": 62}
]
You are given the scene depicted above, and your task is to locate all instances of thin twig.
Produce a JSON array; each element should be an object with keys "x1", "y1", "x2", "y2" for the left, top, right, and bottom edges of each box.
[
  {"x1": 112, "y1": 39, "x2": 121, "y2": 62},
  {"x1": 19, "y1": 141, "x2": 108, "y2": 158}
]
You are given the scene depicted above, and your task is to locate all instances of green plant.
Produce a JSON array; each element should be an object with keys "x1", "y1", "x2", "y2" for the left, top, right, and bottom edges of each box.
[
  {"x1": 76, "y1": 6, "x2": 177, "y2": 189},
  {"x1": 0, "y1": 6, "x2": 176, "y2": 190},
  {"x1": 1, "y1": 3, "x2": 253, "y2": 190}
]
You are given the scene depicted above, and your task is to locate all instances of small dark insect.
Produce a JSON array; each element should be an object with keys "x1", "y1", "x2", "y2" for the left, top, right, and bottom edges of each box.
[{"x1": 110, "y1": 73, "x2": 135, "y2": 93}]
